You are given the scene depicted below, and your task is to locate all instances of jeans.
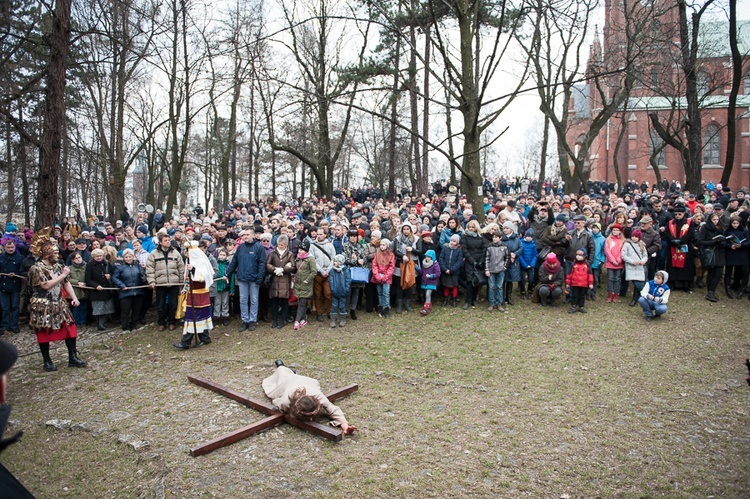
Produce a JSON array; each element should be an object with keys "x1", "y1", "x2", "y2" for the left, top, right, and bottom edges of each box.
[
  {"x1": 607, "y1": 268, "x2": 622, "y2": 293},
  {"x1": 214, "y1": 291, "x2": 231, "y2": 318},
  {"x1": 237, "y1": 280, "x2": 260, "y2": 323},
  {"x1": 377, "y1": 284, "x2": 390, "y2": 308},
  {"x1": 638, "y1": 296, "x2": 667, "y2": 317},
  {"x1": 487, "y1": 272, "x2": 505, "y2": 307},
  {"x1": 332, "y1": 296, "x2": 347, "y2": 316},
  {"x1": 0, "y1": 291, "x2": 20, "y2": 331}
]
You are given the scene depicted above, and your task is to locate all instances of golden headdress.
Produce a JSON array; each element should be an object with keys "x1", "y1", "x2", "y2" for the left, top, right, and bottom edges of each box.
[{"x1": 29, "y1": 226, "x2": 53, "y2": 258}]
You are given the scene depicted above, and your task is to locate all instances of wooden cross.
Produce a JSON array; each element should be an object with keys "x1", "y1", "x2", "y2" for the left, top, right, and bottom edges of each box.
[{"x1": 187, "y1": 374, "x2": 359, "y2": 457}]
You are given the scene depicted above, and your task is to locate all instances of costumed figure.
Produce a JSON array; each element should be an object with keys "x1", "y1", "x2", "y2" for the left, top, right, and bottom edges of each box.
[
  {"x1": 173, "y1": 241, "x2": 214, "y2": 349},
  {"x1": 665, "y1": 205, "x2": 695, "y2": 291},
  {"x1": 27, "y1": 232, "x2": 87, "y2": 372},
  {"x1": 262, "y1": 360, "x2": 358, "y2": 435}
]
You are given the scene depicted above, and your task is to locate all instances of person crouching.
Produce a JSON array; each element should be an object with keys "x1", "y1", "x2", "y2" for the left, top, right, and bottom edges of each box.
[{"x1": 638, "y1": 270, "x2": 670, "y2": 320}]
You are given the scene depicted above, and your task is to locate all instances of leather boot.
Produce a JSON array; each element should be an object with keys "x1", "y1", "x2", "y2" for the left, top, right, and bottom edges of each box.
[
  {"x1": 404, "y1": 299, "x2": 413, "y2": 312},
  {"x1": 736, "y1": 289, "x2": 745, "y2": 299},
  {"x1": 505, "y1": 283, "x2": 514, "y2": 305},
  {"x1": 441, "y1": 296, "x2": 449, "y2": 307},
  {"x1": 706, "y1": 291, "x2": 718, "y2": 302},
  {"x1": 452, "y1": 297, "x2": 458, "y2": 308},
  {"x1": 97, "y1": 316, "x2": 107, "y2": 331},
  {"x1": 395, "y1": 299, "x2": 403, "y2": 314},
  {"x1": 65, "y1": 339, "x2": 87, "y2": 368},
  {"x1": 725, "y1": 286, "x2": 735, "y2": 299},
  {"x1": 384, "y1": 307, "x2": 390, "y2": 318},
  {"x1": 350, "y1": 309, "x2": 357, "y2": 320},
  {"x1": 695, "y1": 276, "x2": 705, "y2": 288}
]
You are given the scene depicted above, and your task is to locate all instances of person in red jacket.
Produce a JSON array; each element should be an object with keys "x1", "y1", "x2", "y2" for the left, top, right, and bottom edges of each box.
[{"x1": 566, "y1": 248, "x2": 594, "y2": 314}]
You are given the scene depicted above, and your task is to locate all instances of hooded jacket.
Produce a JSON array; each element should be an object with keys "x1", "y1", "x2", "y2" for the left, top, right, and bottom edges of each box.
[{"x1": 641, "y1": 271, "x2": 670, "y2": 304}]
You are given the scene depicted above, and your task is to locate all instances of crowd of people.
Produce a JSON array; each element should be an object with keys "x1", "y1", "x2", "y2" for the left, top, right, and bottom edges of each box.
[{"x1": 0, "y1": 179, "x2": 749, "y2": 369}]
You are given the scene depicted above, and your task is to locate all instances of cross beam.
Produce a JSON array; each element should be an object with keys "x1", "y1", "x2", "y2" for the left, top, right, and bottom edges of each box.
[{"x1": 187, "y1": 375, "x2": 358, "y2": 457}]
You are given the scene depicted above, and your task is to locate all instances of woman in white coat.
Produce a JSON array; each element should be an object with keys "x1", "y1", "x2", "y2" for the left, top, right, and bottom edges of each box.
[
  {"x1": 621, "y1": 228, "x2": 649, "y2": 307},
  {"x1": 262, "y1": 361, "x2": 358, "y2": 434}
]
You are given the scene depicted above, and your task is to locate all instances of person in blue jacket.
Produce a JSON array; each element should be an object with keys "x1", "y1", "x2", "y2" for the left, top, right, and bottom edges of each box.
[
  {"x1": 112, "y1": 249, "x2": 146, "y2": 331},
  {"x1": 518, "y1": 228, "x2": 537, "y2": 299},
  {"x1": 328, "y1": 254, "x2": 351, "y2": 328},
  {"x1": 226, "y1": 228, "x2": 266, "y2": 332},
  {"x1": 590, "y1": 222, "x2": 606, "y2": 301},
  {"x1": 438, "y1": 234, "x2": 463, "y2": 307},
  {"x1": 0, "y1": 240, "x2": 25, "y2": 334}
]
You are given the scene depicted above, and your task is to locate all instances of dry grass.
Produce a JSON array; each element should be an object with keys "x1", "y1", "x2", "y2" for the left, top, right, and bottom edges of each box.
[{"x1": 2, "y1": 289, "x2": 749, "y2": 497}]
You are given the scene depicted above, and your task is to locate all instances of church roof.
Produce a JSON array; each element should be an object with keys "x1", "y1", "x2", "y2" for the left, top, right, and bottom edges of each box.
[{"x1": 625, "y1": 94, "x2": 750, "y2": 111}]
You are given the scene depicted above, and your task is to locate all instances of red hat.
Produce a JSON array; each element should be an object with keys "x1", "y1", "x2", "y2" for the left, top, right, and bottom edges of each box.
[
  {"x1": 546, "y1": 253, "x2": 558, "y2": 262},
  {"x1": 610, "y1": 223, "x2": 623, "y2": 231}
]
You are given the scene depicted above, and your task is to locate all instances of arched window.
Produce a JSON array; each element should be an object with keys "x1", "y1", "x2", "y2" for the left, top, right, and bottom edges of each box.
[
  {"x1": 703, "y1": 124, "x2": 720, "y2": 165},
  {"x1": 649, "y1": 129, "x2": 665, "y2": 166},
  {"x1": 697, "y1": 72, "x2": 709, "y2": 98},
  {"x1": 745, "y1": 72, "x2": 750, "y2": 94}
]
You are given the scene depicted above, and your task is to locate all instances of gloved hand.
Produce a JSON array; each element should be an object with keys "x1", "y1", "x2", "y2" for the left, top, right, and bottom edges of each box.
[{"x1": 274, "y1": 267, "x2": 284, "y2": 276}]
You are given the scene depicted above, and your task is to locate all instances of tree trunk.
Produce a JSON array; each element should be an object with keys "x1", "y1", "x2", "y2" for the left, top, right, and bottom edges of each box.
[
  {"x1": 421, "y1": 25, "x2": 431, "y2": 196},
  {"x1": 537, "y1": 114, "x2": 550, "y2": 197},
  {"x1": 721, "y1": 0, "x2": 741, "y2": 186},
  {"x1": 5, "y1": 117, "x2": 13, "y2": 222},
  {"x1": 387, "y1": 31, "x2": 401, "y2": 202},
  {"x1": 37, "y1": 0, "x2": 72, "y2": 229}
]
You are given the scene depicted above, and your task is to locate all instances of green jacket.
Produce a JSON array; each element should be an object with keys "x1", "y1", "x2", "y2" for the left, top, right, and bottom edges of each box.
[{"x1": 294, "y1": 255, "x2": 317, "y2": 299}]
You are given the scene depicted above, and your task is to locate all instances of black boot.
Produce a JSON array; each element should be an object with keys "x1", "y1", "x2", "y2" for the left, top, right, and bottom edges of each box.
[
  {"x1": 395, "y1": 299, "x2": 403, "y2": 314},
  {"x1": 452, "y1": 297, "x2": 458, "y2": 308},
  {"x1": 706, "y1": 291, "x2": 718, "y2": 302},
  {"x1": 40, "y1": 343, "x2": 56, "y2": 371},
  {"x1": 404, "y1": 299, "x2": 412, "y2": 312},
  {"x1": 442, "y1": 296, "x2": 449, "y2": 307},
  {"x1": 350, "y1": 309, "x2": 357, "y2": 320},
  {"x1": 384, "y1": 306, "x2": 390, "y2": 318},
  {"x1": 65, "y1": 338, "x2": 87, "y2": 368},
  {"x1": 96, "y1": 316, "x2": 107, "y2": 331},
  {"x1": 725, "y1": 286, "x2": 735, "y2": 299},
  {"x1": 505, "y1": 283, "x2": 514, "y2": 305},
  {"x1": 173, "y1": 333, "x2": 192, "y2": 349}
]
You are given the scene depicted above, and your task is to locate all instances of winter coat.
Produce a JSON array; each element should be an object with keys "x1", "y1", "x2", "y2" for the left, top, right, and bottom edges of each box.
[
  {"x1": 539, "y1": 224, "x2": 568, "y2": 259},
  {"x1": 329, "y1": 265, "x2": 352, "y2": 298},
  {"x1": 537, "y1": 263, "x2": 565, "y2": 289},
  {"x1": 216, "y1": 260, "x2": 235, "y2": 294},
  {"x1": 343, "y1": 240, "x2": 369, "y2": 289},
  {"x1": 146, "y1": 246, "x2": 185, "y2": 286},
  {"x1": 695, "y1": 218, "x2": 726, "y2": 268},
  {"x1": 621, "y1": 240, "x2": 648, "y2": 282},
  {"x1": 604, "y1": 235, "x2": 625, "y2": 269},
  {"x1": 439, "y1": 226, "x2": 462, "y2": 248},
  {"x1": 68, "y1": 262, "x2": 88, "y2": 301},
  {"x1": 0, "y1": 250, "x2": 24, "y2": 293},
  {"x1": 438, "y1": 246, "x2": 463, "y2": 288},
  {"x1": 641, "y1": 277, "x2": 670, "y2": 304},
  {"x1": 460, "y1": 232, "x2": 486, "y2": 272},
  {"x1": 484, "y1": 242, "x2": 509, "y2": 274},
  {"x1": 640, "y1": 227, "x2": 662, "y2": 259},
  {"x1": 563, "y1": 229, "x2": 595, "y2": 267},
  {"x1": 226, "y1": 240, "x2": 267, "y2": 284},
  {"x1": 592, "y1": 231, "x2": 606, "y2": 269},
  {"x1": 85, "y1": 259, "x2": 115, "y2": 302},
  {"x1": 393, "y1": 234, "x2": 422, "y2": 277},
  {"x1": 293, "y1": 254, "x2": 317, "y2": 299},
  {"x1": 502, "y1": 233, "x2": 522, "y2": 282},
  {"x1": 309, "y1": 239, "x2": 336, "y2": 274},
  {"x1": 266, "y1": 248, "x2": 296, "y2": 299},
  {"x1": 112, "y1": 262, "x2": 146, "y2": 299},
  {"x1": 723, "y1": 227, "x2": 750, "y2": 267},
  {"x1": 371, "y1": 250, "x2": 395, "y2": 285},
  {"x1": 518, "y1": 238, "x2": 537, "y2": 271},
  {"x1": 565, "y1": 260, "x2": 593, "y2": 288},
  {"x1": 420, "y1": 260, "x2": 441, "y2": 289}
]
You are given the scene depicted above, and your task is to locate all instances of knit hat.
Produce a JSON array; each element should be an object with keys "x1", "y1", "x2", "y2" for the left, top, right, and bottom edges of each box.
[
  {"x1": 334, "y1": 254, "x2": 345, "y2": 265},
  {"x1": 371, "y1": 230, "x2": 382, "y2": 240},
  {"x1": 592, "y1": 223, "x2": 602, "y2": 231},
  {"x1": 555, "y1": 214, "x2": 567, "y2": 222},
  {"x1": 631, "y1": 229, "x2": 642, "y2": 239},
  {"x1": 576, "y1": 247, "x2": 588, "y2": 258},
  {"x1": 450, "y1": 234, "x2": 461, "y2": 243},
  {"x1": 421, "y1": 230, "x2": 433, "y2": 239},
  {"x1": 137, "y1": 224, "x2": 149, "y2": 235},
  {"x1": 502, "y1": 221, "x2": 517, "y2": 234},
  {"x1": 546, "y1": 253, "x2": 558, "y2": 263},
  {"x1": 523, "y1": 228, "x2": 535, "y2": 238},
  {"x1": 424, "y1": 249, "x2": 436, "y2": 261},
  {"x1": 299, "y1": 239, "x2": 311, "y2": 253},
  {"x1": 380, "y1": 238, "x2": 392, "y2": 249},
  {"x1": 4, "y1": 223, "x2": 17, "y2": 233}
]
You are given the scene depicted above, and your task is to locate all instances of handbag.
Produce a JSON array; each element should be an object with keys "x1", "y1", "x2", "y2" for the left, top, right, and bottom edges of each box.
[
  {"x1": 700, "y1": 246, "x2": 716, "y2": 269},
  {"x1": 471, "y1": 268, "x2": 488, "y2": 287},
  {"x1": 400, "y1": 260, "x2": 416, "y2": 289},
  {"x1": 350, "y1": 267, "x2": 371, "y2": 284},
  {"x1": 538, "y1": 246, "x2": 551, "y2": 260}
]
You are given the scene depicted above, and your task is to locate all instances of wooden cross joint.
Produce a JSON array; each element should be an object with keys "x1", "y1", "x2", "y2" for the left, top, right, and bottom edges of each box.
[{"x1": 187, "y1": 375, "x2": 358, "y2": 457}]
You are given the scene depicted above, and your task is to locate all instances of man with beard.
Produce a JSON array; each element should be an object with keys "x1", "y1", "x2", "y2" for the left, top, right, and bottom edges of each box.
[{"x1": 665, "y1": 205, "x2": 695, "y2": 292}]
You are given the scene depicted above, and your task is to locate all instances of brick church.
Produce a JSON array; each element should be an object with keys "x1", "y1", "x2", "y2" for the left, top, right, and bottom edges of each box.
[{"x1": 566, "y1": 0, "x2": 750, "y2": 190}]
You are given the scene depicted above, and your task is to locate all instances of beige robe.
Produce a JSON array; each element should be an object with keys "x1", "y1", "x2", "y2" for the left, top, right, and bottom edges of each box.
[{"x1": 262, "y1": 366, "x2": 347, "y2": 427}]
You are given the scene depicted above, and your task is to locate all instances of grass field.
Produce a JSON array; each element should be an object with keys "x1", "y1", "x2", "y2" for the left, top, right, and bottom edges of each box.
[{"x1": 2, "y1": 289, "x2": 749, "y2": 497}]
